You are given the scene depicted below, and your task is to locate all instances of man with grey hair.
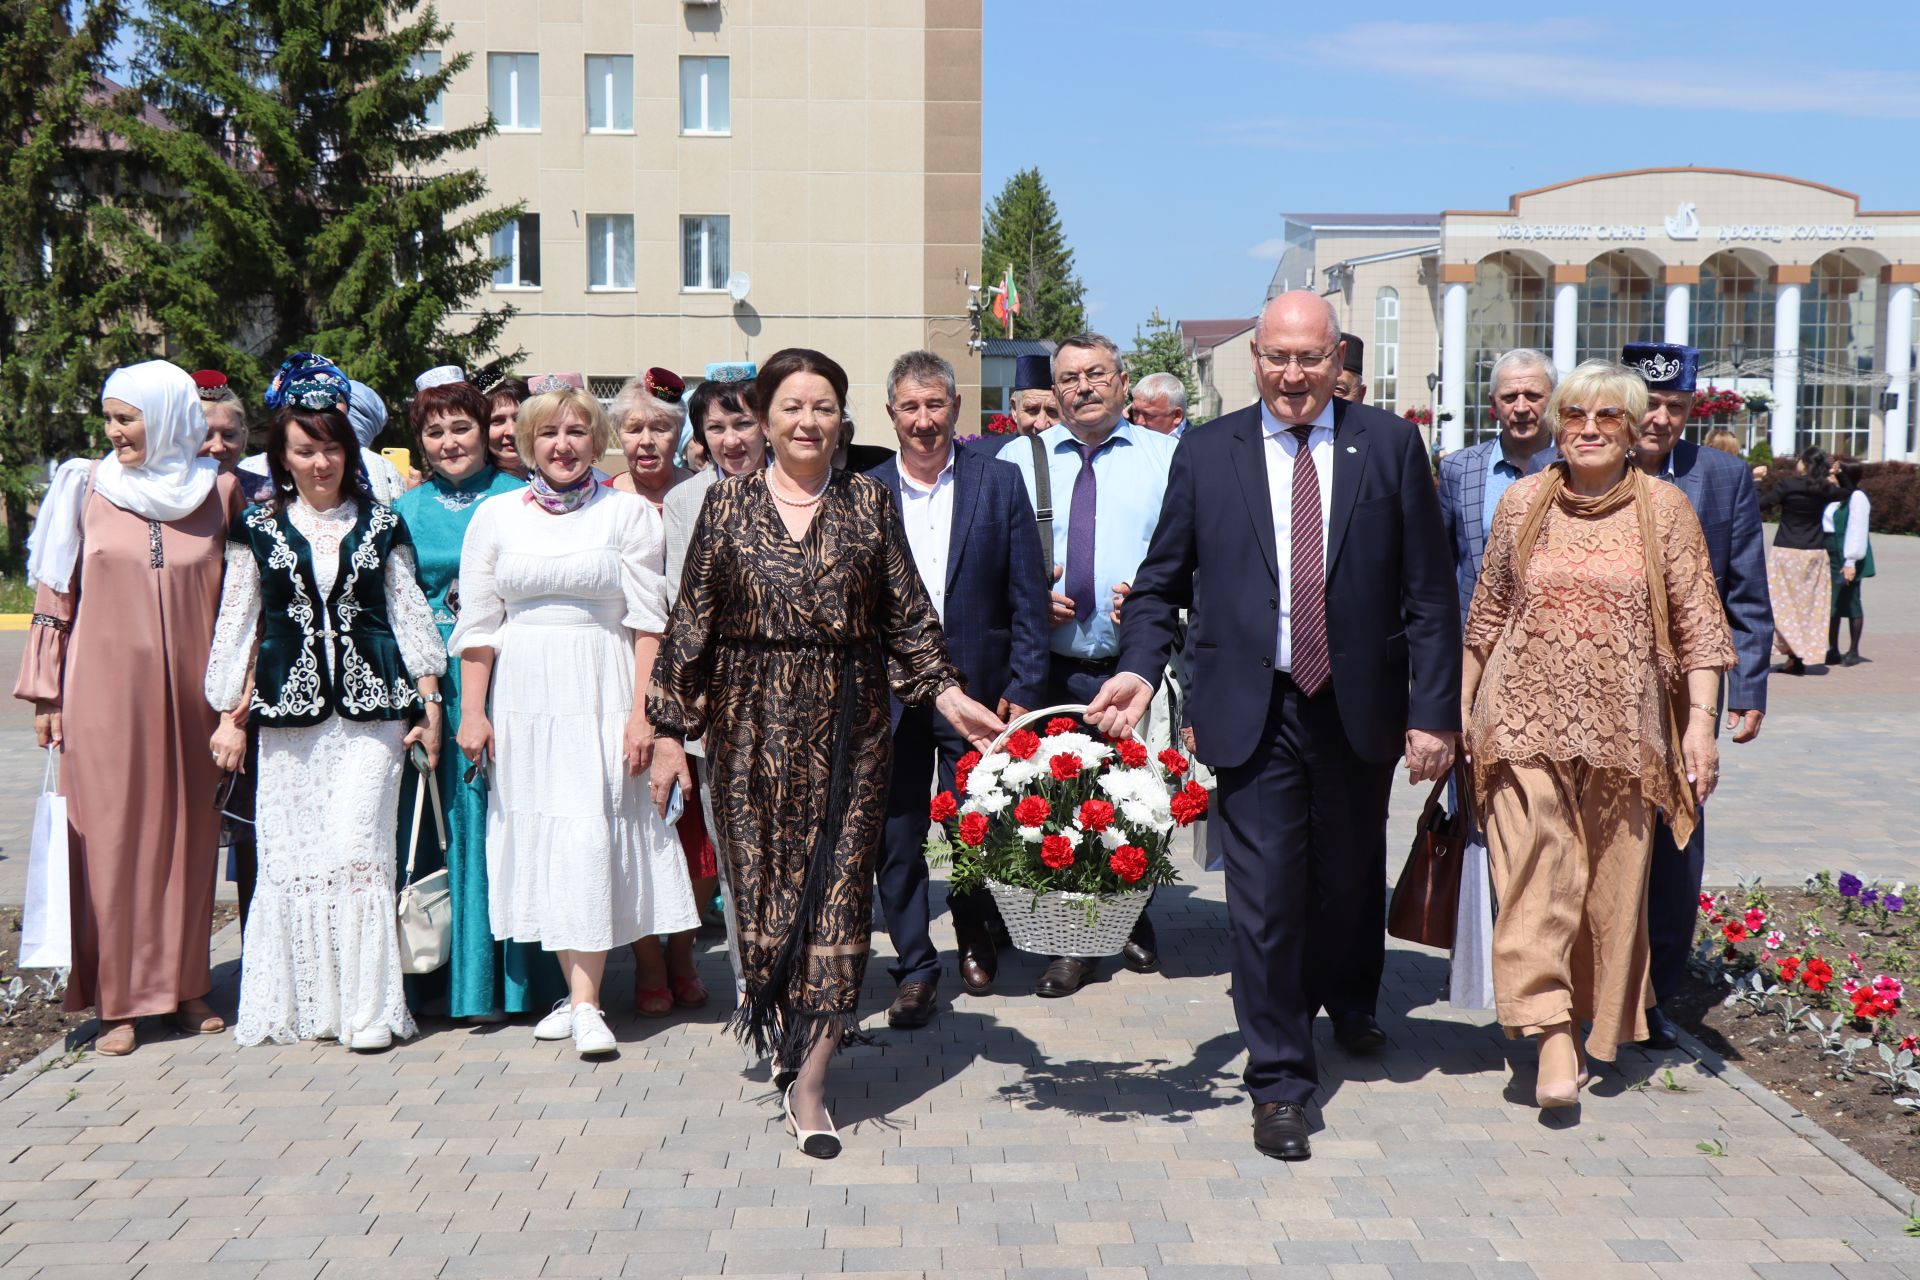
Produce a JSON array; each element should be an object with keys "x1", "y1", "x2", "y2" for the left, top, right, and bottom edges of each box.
[
  {"x1": 1130, "y1": 371, "x2": 1192, "y2": 437},
  {"x1": 1436, "y1": 348, "x2": 1559, "y2": 619},
  {"x1": 870, "y1": 351, "x2": 1051, "y2": 1024}
]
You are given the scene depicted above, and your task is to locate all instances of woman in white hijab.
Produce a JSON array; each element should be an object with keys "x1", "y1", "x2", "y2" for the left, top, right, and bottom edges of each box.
[{"x1": 12, "y1": 360, "x2": 244, "y2": 1056}]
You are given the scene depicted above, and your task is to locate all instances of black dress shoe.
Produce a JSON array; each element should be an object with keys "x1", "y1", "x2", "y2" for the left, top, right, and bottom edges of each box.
[
  {"x1": 1034, "y1": 956, "x2": 1095, "y2": 998},
  {"x1": 1842, "y1": 652, "x2": 1864, "y2": 667},
  {"x1": 1825, "y1": 647, "x2": 1845, "y2": 665},
  {"x1": 886, "y1": 980, "x2": 938, "y2": 1029},
  {"x1": 958, "y1": 946, "x2": 997, "y2": 994},
  {"x1": 1640, "y1": 1004, "x2": 1680, "y2": 1050},
  {"x1": 1332, "y1": 1012, "x2": 1386, "y2": 1052},
  {"x1": 1121, "y1": 917, "x2": 1159, "y2": 973},
  {"x1": 1252, "y1": 1101, "x2": 1311, "y2": 1160}
]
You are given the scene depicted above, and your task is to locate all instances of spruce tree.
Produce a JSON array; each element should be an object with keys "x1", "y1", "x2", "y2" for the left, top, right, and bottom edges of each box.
[
  {"x1": 101, "y1": 0, "x2": 520, "y2": 416},
  {"x1": 0, "y1": 1, "x2": 142, "y2": 546},
  {"x1": 981, "y1": 168, "x2": 1087, "y2": 342},
  {"x1": 1126, "y1": 308, "x2": 1198, "y2": 412}
]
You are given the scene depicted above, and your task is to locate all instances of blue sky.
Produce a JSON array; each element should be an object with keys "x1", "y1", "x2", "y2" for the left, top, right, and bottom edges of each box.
[{"x1": 984, "y1": 0, "x2": 1920, "y2": 341}]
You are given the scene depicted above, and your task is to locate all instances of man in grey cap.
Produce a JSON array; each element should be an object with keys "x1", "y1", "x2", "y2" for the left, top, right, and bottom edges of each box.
[{"x1": 1333, "y1": 332, "x2": 1366, "y2": 404}]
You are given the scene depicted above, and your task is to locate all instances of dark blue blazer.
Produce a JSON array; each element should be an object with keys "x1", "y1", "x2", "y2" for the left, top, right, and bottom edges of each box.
[
  {"x1": 1436, "y1": 436, "x2": 1559, "y2": 622},
  {"x1": 1661, "y1": 439, "x2": 1773, "y2": 713},
  {"x1": 1117, "y1": 398, "x2": 1462, "y2": 768},
  {"x1": 869, "y1": 446, "x2": 1051, "y2": 719}
]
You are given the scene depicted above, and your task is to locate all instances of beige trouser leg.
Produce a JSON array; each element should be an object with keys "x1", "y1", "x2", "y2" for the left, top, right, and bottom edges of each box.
[{"x1": 1483, "y1": 760, "x2": 1656, "y2": 1062}]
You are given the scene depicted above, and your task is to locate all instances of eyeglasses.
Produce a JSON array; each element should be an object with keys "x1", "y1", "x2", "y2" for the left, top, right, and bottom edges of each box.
[
  {"x1": 1558, "y1": 407, "x2": 1630, "y2": 428},
  {"x1": 1054, "y1": 368, "x2": 1117, "y2": 391},
  {"x1": 1255, "y1": 349, "x2": 1337, "y2": 373}
]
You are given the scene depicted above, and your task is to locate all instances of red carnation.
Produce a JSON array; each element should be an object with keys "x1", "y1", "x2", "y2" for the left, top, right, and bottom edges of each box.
[
  {"x1": 955, "y1": 750, "x2": 981, "y2": 795},
  {"x1": 1108, "y1": 844, "x2": 1148, "y2": 884},
  {"x1": 929, "y1": 791, "x2": 959, "y2": 823},
  {"x1": 1040, "y1": 834, "x2": 1075, "y2": 869},
  {"x1": 1004, "y1": 729, "x2": 1041, "y2": 761},
  {"x1": 1045, "y1": 716, "x2": 1078, "y2": 736},
  {"x1": 1722, "y1": 921, "x2": 1747, "y2": 943},
  {"x1": 1013, "y1": 795, "x2": 1051, "y2": 827},
  {"x1": 1078, "y1": 799, "x2": 1115, "y2": 831},
  {"x1": 1158, "y1": 748, "x2": 1190, "y2": 776},
  {"x1": 1116, "y1": 739, "x2": 1148, "y2": 768},
  {"x1": 1801, "y1": 957, "x2": 1834, "y2": 992},
  {"x1": 1170, "y1": 793, "x2": 1202, "y2": 826},
  {"x1": 957, "y1": 812, "x2": 989, "y2": 847},
  {"x1": 1049, "y1": 753, "x2": 1084, "y2": 781}
]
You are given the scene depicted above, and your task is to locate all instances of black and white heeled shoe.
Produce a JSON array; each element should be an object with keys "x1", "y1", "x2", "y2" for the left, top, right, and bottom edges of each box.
[{"x1": 783, "y1": 1084, "x2": 841, "y2": 1160}]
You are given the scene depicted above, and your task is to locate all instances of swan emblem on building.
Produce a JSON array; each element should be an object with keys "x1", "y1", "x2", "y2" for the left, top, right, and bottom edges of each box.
[
  {"x1": 1664, "y1": 202, "x2": 1701, "y2": 240},
  {"x1": 1633, "y1": 353, "x2": 1682, "y2": 382}
]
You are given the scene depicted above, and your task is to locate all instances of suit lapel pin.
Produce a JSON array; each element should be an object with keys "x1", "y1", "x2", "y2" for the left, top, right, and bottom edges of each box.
[{"x1": 1346, "y1": 445, "x2": 1357, "y2": 453}]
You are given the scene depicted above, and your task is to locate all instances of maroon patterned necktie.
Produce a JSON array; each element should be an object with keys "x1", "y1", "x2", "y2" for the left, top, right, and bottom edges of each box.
[{"x1": 1287, "y1": 425, "x2": 1330, "y2": 695}]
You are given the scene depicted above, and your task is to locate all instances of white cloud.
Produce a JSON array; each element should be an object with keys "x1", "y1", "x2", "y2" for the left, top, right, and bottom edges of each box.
[{"x1": 1248, "y1": 238, "x2": 1290, "y2": 261}]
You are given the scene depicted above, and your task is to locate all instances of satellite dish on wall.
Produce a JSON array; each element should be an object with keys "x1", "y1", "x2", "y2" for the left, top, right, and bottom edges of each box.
[{"x1": 727, "y1": 272, "x2": 751, "y2": 303}]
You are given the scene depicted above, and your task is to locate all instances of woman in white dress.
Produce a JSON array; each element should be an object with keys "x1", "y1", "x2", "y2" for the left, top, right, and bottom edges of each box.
[
  {"x1": 206, "y1": 364, "x2": 446, "y2": 1050},
  {"x1": 451, "y1": 379, "x2": 698, "y2": 1057}
]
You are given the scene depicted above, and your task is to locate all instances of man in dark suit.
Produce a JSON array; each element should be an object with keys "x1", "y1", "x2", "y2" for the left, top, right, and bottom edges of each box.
[
  {"x1": 1436, "y1": 348, "x2": 1559, "y2": 620},
  {"x1": 870, "y1": 351, "x2": 1051, "y2": 1028},
  {"x1": 1086, "y1": 291, "x2": 1461, "y2": 1161},
  {"x1": 1622, "y1": 342, "x2": 1772, "y2": 1049},
  {"x1": 1332, "y1": 332, "x2": 1366, "y2": 404}
]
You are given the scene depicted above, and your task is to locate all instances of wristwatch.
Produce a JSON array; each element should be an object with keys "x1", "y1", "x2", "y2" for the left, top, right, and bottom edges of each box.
[{"x1": 418, "y1": 690, "x2": 444, "y2": 705}]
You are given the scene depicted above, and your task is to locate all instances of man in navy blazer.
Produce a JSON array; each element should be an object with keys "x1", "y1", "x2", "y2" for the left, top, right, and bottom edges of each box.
[
  {"x1": 1622, "y1": 342, "x2": 1772, "y2": 1049},
  {"x1": 870, "y1": 351, "x2": 1051, "y2": 1029},
  {"x1": 1436, "y1": 349, "x2": 1560, "y2": 619},
  {"x1": 1086, "y1": 293, "x2": 1461, "y2": 1161}
]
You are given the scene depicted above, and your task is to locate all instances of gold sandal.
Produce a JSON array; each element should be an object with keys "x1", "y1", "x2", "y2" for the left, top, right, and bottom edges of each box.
[{"x1": 95, "y1": 1021, "x2": 137, "y2": 1056}]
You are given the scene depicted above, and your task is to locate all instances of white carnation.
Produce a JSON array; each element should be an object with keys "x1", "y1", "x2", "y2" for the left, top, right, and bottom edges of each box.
[
  {"x1": 1119, "y1": 798, "x2": 1158, "y2": 830},
  {"x1": 1097, "y1": 827, "x2": 1126, "y2": 851},
  {"x1": 1017, "y1": 825, "x2": 1043, "y2": 843},
  {"x1": 1001, "y1": 759, "x2": 1043, "y2": 789},
  {"x1": 976, "y1": 788, "x2": 1012, "y2": 816}
]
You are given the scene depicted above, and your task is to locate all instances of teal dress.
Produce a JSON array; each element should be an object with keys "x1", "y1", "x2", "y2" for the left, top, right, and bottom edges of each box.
[{"x1": 394, "y1": 467, "x2": 565, "y2": 1017}]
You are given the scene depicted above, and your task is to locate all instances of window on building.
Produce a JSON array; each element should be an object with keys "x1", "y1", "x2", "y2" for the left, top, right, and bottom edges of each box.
[
  {"x1": 410, "y1": 51, "x2": 444, "y2": 129},
  {"x1": 1371, "y1": 288, "x2": 1399, "y2": 413},
  {"x1": 487, "y1": 53, "x2": 540, "y2": 131},
  {"x1": 585, "y1": 55, "x2": 633, "y2": 132},
  {"x1": 679, "y1": 56, "x2": 731, "y2": 134},
  {"x1": 1576, "y1": 251, "x2": 1659, "y2": 365},
  {"x1": 681, "y1": 215, "x2": 729, "y2": 291},
  {"x1": 1801, "y1": 252, "x2": 1877, "y2": 460},
  {"x1": 587, "y1": 214, "x2": 635, "y2": 290},
  {"x1": 490, "y1": 213, "x2": 541, "y2": 289},
  {"x1": 1690, "y1": 252, "x2": 1775, "y2": 449},
  {"x1": 1464, "y1": 253, "x2": 1551, "y2": 443}
]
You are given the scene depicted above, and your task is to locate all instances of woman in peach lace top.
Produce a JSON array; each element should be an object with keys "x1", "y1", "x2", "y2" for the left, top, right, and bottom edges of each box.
[{"x1": 1461, "y1": 360, "x2": 1733, "y2": 1111}]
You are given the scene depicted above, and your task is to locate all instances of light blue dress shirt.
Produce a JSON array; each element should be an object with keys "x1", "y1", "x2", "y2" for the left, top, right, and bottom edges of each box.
[
  {"x1": 1483, "y1": 436, "x2": 1531, "y2": 538},
  {"x1": 998, "y1": 420, "x2": 1177, "y2": 660}
]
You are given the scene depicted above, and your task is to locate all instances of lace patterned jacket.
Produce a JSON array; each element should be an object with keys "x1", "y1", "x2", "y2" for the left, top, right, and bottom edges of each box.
[{"x1": 206, "y1": 498, "x2": 445, "y2": 726}]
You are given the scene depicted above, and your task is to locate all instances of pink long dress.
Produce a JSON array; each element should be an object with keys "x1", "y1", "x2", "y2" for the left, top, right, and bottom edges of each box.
[{"x1": 12, "y1": 473, "x2": 241, "y2": 1020}]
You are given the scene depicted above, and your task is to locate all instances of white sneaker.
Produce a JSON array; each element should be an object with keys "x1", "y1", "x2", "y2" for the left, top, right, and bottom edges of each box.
[
  {"x1": 348, "y1": 1025, "x2": 392, "y2": 1052},
  {"x1": 571, "y1": 1003, "x2": 616, "y2": 1056},
  {"x1": 533, "y1": 999, "x2": 575, "y2": 1041}
]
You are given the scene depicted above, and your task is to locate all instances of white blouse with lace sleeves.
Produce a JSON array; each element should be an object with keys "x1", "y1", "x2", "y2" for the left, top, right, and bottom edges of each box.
[
  {"x1": 206, "y1": 542, "x2": 262, "y2": 713},
  {"x1": 446, "y1": 494, "x2": 507, "y2": 656},
  {"x1": 617, "y1": 493, "x2": 671, "y2": 635},
  {"x1": 385, "y1": 544, "x2": 447, "y2": 681}
]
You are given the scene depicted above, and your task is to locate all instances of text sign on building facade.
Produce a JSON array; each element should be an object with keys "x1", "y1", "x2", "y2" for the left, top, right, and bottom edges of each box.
[{"x1": 1478, "y1": 202, "x2": 1879, "y2": 245}]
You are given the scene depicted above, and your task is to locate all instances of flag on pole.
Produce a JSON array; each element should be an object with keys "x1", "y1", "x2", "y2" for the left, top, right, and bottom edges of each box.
[{"x1": 1002, "y1": 265, "x2": 1020, "y2": 335}]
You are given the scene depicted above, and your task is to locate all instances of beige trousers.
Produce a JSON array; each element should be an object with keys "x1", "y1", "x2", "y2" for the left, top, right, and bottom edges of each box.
[{"x1": 1482, "y1": 760, "x2": 1655, "y2": 1061}]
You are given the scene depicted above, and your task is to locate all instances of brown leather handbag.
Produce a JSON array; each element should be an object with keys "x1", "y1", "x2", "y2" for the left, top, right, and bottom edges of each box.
[{"x1": 1388, "y1": 767, "x2": 1470, "y2": 949}]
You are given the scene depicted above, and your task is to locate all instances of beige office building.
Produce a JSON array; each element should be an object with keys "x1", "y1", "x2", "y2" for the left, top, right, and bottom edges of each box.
[
  {"x1": 426, "y1": 0, "x2": 982, "y2": 439},
  {"x1": 1199, "y1": 169, "x2": 1920, "y2": 462}
]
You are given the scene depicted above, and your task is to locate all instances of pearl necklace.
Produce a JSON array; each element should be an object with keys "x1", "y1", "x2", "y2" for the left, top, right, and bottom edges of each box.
[{"x1": 768, "y1": 466, "x2": 831, "y2": 508}]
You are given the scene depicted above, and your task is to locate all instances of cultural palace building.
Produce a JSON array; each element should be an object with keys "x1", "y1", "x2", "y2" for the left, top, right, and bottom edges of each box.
[{"x1": 1188, "y1": 168, "x2": 1920, "y2": 462}]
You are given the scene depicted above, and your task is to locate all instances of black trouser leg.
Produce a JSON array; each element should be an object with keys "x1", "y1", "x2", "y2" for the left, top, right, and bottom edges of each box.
[
  {"x1": 880, "y1": 706, "x2": 944, "y2": 988},
  {"x1": 1646, "y1": 812, "x2": 1707, "y2": 1005}
]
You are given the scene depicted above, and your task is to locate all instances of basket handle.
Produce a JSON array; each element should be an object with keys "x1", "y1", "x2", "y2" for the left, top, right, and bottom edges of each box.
[{"x1": 986, "y1": 702, "x2": 1143, "y2": 757}]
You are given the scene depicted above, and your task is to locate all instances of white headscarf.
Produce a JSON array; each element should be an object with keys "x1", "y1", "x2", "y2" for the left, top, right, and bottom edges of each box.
[
  {"x1": 346, "y1": 380, "x2": 388, "y2": 449},
  {"x1": 25, "y1": 361, "x2": 220, "y2": 591}
]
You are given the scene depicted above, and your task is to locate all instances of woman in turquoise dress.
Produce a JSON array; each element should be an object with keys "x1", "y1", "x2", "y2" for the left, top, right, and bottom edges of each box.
[{"x1": 395, "y1": 374, "x2": 565, "y2": 1021}]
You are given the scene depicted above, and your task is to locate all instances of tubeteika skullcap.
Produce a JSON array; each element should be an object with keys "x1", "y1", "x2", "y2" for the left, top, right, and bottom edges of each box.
[
  {"x1": 414, "y1": 365, "x2": 466, "y2": 392},
  {"x1": 1621, "y1": 342, "x2": 1700, "y2": 392},
  {"x1": 264, "y1": 352, "x2": 348, "y2": 410}
]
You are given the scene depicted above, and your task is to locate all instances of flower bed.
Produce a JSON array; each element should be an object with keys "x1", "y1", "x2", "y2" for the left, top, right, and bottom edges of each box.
[{"x1": 1673, "y1": 871, "x2": 1920, "y2": 1191}]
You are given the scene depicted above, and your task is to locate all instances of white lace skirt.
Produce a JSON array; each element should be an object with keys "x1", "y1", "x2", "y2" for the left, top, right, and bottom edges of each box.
[{"x1": 235, "y1": 717, "x2": 417, "y2": 1046}]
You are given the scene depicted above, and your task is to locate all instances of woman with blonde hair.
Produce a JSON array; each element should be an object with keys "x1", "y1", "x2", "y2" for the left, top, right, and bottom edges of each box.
[
  {"x1": 452, "y1": 376, "x2": 698, "y2": 1057},
  {"x1": 1462, "y1": 360, "x2": 1733, "y2": 1109},
  {"x1": 1701, "y1": 427, "x2": 1742, "y2": 457}
]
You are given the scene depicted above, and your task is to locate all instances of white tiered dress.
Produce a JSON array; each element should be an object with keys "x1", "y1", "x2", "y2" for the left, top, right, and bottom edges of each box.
[
  {"x1": 207, "y1": 498, "x2": 445, "y2": 1046},
  {"x1": 449, "y1": 486, "x2": 698, "y2": 952}
]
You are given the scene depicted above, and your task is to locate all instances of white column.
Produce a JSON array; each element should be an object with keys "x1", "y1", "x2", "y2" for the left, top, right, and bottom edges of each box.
[
  {"x1": 1441, "y1": 281, "x2": 1468, "y2": 452},
  {"x1": 1884, "y1": 282, "x2": 1915, "y2": 461},
  {"x1": 1551, "y1": 282, "x2": 1578, "y2": 375},
  {"x1": 1663, "y1": 283, "x2": 1690, "y2": 345},
  {"x1": 1771, "y1": 281, "x2": 1801, "y2": 458}
]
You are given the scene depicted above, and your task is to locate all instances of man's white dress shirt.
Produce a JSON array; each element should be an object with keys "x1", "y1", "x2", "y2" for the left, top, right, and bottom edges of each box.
[
  {"x1": 898, "y1": 448, "x2": 958, "y2": 624},
  {"x1": 1260, "y1": 399, "x2": 1335, "y2": 673}
]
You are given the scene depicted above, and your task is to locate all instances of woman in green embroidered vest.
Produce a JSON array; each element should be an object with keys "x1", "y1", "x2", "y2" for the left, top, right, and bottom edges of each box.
[
  {"x1": 206, "y1": 357, "x2": 447, "y2": 1051},
  {"x1": 393, "y1": 371, "x2": 563, "y2": 1024},
  {"x1": 1823, "y1": 457, "x2": 1874, "y2": 667}
]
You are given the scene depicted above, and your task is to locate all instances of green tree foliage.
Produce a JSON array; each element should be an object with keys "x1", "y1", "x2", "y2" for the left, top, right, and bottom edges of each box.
[
  {"x1": 1126, "y1": 308, "x2": 1198, "y2": 411},
  {"x1": 100, "y1": 0, "x2": 520, "y2": 418},
  {"x1": 981, "y1": 167, "x2": 1086, "y2": 341},
  {"x1": 0, "y1": 1, "x2": 142, "y2": 546}
]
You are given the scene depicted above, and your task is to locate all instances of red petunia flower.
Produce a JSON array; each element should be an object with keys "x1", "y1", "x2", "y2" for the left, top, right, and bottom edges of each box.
[
  {"x1": 1900, "y1": 1035, "x2": 1918, "y2": 1053},
  {"x1": 1116, "y1": 739, "x2": 1149, "y2": 769},
  {"x1": 1045, "y1": 716, "x2": 1078, "y2": 736},
  {"x1": 1109, "y1": 845, "x2": 1148, "y2": 884},
  {"x1": 1802, "y1": 957, "x2": 1835, "y2": 992},
  {"x1": 957, "y1": 812, "x2": 989, "y2": 847},
  {"x1": 1743, "y1": 907, "x2": 1767, "y2": 932},
  {"x1": 1078, "y1": 799, "x2": 1116, "y2": 831},
  {"x1": 1004, "y1": 729, "x2": 1041, "y2": 761},
  {"x1": 1777, "y1": 955, "x2": 1801, "y2": 982},
  {"x1": 929, "y1": 791, "x2": 959, "y2": 823},
  {"x1": 1722, "y1": 921, "x2": 1748, "y2": 943},
  {"x1": 955, "y1": 750, "x2": 982, "y2": 795},
  {"x1": 1013, "y1": 795, "x2": 1051, "y2": 827},
  {"x1": 1049, "y1": 752, "x2": 1084, "y2": 780},
  {"x1": 1040, "y1": 834, "x2": 1075, "y2": 869},
  {"x1": 1697, "y1": 892, "x2": 1716, "y2": 915},
  {"x1": 1158, "y1": 748, "x2": 1190, "y2": 776}
]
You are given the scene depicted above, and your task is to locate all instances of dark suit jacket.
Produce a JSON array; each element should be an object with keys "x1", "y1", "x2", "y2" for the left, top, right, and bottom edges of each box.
[
  {"x1": 1436, "y1": 436, "x2": 1559, "y2": 621},
  {"x1": 869, "y1": 447, "x2": 1051, "y2": 720},
  {"x1": 1661, "y1": 439, "x2": 1773, "y2": 712},
  {"x1": 1118, "y1": 399, "x2": 1462, "y2": 768}
]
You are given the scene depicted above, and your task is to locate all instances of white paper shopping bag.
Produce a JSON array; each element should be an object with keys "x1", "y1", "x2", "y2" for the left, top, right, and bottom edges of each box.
[{"x1": 20, "y1": 747, "x2": 72, "y2": 969}]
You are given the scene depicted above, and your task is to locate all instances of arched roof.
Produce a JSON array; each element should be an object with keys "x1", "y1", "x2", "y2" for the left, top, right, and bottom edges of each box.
[{"x1": 1445, "y1": 168, "x2": 1920, "y2": 219}]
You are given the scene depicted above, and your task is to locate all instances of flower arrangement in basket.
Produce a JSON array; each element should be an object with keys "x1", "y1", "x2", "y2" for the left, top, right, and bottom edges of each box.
[{"x1": 928, "y1": 705, "x2": 1207, "y2": 957}]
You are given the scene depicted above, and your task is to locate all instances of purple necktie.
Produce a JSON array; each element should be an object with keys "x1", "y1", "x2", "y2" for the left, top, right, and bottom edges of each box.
[
  {"x1": 1065, "y1": 441, "x2": 1099, "y2": 623},
  {"x1": 1288, "y1": 425, "x2": 1331, "y2": 695}
]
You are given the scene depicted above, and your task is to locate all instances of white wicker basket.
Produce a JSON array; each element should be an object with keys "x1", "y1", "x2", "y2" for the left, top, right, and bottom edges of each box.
[{"x1": 987, "y1": 880, "x2": 1152, "y2": 958}]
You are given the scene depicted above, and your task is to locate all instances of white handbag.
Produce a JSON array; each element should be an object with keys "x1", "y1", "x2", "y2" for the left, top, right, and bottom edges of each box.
[
  {"x1": 21, "y1": 747, "x2": 71, "y2": 969},
  {"x1": 395, "y1": 752, "x2": 452, "y2": 975}
]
